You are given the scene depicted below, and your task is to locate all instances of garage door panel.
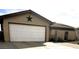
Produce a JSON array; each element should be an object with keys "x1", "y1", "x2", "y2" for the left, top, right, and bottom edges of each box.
[{"x1": 9, "y1": 24, "x2": 45, "y2": 42}]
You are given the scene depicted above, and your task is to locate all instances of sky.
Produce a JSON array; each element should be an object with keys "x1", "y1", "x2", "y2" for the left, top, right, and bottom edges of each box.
[{"x1": 0, "y1": 0, "x2": 79, "y2": 28}]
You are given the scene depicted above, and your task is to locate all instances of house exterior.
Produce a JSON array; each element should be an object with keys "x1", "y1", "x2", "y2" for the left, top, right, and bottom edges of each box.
[
  {"x1": 0, "y1": 10, "x2": 77, "y2": 42},
  {"x1": 0, "y1": 10, "x2": 52, "y2": 42},
  {"x1": 50, "y1": 23, "x2": 77, "y2": 42}
]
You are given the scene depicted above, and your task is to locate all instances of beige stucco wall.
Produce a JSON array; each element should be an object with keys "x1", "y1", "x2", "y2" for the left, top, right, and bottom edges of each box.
[
  {"x1": 50, "y1": 29, "x2": 55, "y2": 40},
  {"x1": 3, "y1": 13, "x2": 50, "y2": 42},
  {"x1": 57, "y1": 30, "x2": 65, "y2": 41},
  {"x1": 68, "y1": 31, "x2": 76, "y2": 40},
  {"x1": 77, "y1": 30, "x2": 79, "y2": 40},
  {"x1": 50, "y1": 30, "x2": 66, "y2": 41},
  {"x1": 50, "y1": 29, "x2": 76, "y2": 41}
]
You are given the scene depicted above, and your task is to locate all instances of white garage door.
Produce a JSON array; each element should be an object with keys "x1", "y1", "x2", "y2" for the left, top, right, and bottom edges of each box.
[{"x1": 9, "y1": 24, "x2": 45, "y2": 42}]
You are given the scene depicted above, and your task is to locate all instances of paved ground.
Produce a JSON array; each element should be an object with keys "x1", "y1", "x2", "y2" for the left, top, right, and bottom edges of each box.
[
  {"x1": 61, "y1": 41, "x2": 79, "y2": 49},
  {"x1": 0, "y1": 42, "x2": 45, "y2": 49},
  {"x1": 0, "y1": 41, "x2": 79, "y2": 49}
]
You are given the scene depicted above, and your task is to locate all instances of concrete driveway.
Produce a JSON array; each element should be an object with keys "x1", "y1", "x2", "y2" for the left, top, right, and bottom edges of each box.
[
  {"x1": 0, "y1": 42, "x2": 79, "y2": 49},
  {"x1": 0, "y1": 42, "x2": 45, "y2": 49}
]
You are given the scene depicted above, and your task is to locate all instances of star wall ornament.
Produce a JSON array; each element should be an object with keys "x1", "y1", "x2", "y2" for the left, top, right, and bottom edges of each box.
[
  {"x1": 26, "y1": 10, "x2": 32, "y2": 22},
  {"x1": 27, "y1": 16, "x2": 32, "y2": 22}
]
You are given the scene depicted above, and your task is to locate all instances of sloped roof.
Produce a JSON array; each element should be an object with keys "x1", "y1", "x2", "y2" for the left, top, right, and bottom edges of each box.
[
  {"x1": 76, "y1": 28, "x2": 79, "y2": 30},
  {"x1": 51, "y1": 22, "x2": 74, "y2": 28},
  {"x1": 0, "y1": 10, "x2": 52, "y2": 25},
  {"x1": 50, "y1": 22, "x2": 75, "y2": 30},
  {"x1": 0, "y1": 9, "x2": 76, "y2": 30}
]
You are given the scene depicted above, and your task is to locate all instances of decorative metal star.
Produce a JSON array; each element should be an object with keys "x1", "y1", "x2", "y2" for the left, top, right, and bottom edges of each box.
[{"x1": 27, "y1": 16, "x2": 32, "y2": 22}]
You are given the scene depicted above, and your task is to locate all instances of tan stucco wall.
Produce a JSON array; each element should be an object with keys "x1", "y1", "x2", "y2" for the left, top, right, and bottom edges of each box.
[
  {"x1": 50, "y1": 29, "x2": 55, "y2": 39},
  {"x1": 57, "y1": 30, "x2": 65, "y2": 41},
  {"x1": 3, "y1": 13, "x2": 50, "y2": 42},
  {"x1": 50, "y1": 29, "x2": 76, "y2": 41},
  {"x1": 77, "y1": 30, "x2": 79, "y2": 40},
  {"x1": 68, "y1": 31, "x2": 76, "y2": 40}
]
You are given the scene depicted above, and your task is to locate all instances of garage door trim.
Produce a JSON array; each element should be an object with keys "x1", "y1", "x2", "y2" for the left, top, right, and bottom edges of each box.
[{"x1": 8, "y1": 22, "x2": 46, "y2": 42}]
